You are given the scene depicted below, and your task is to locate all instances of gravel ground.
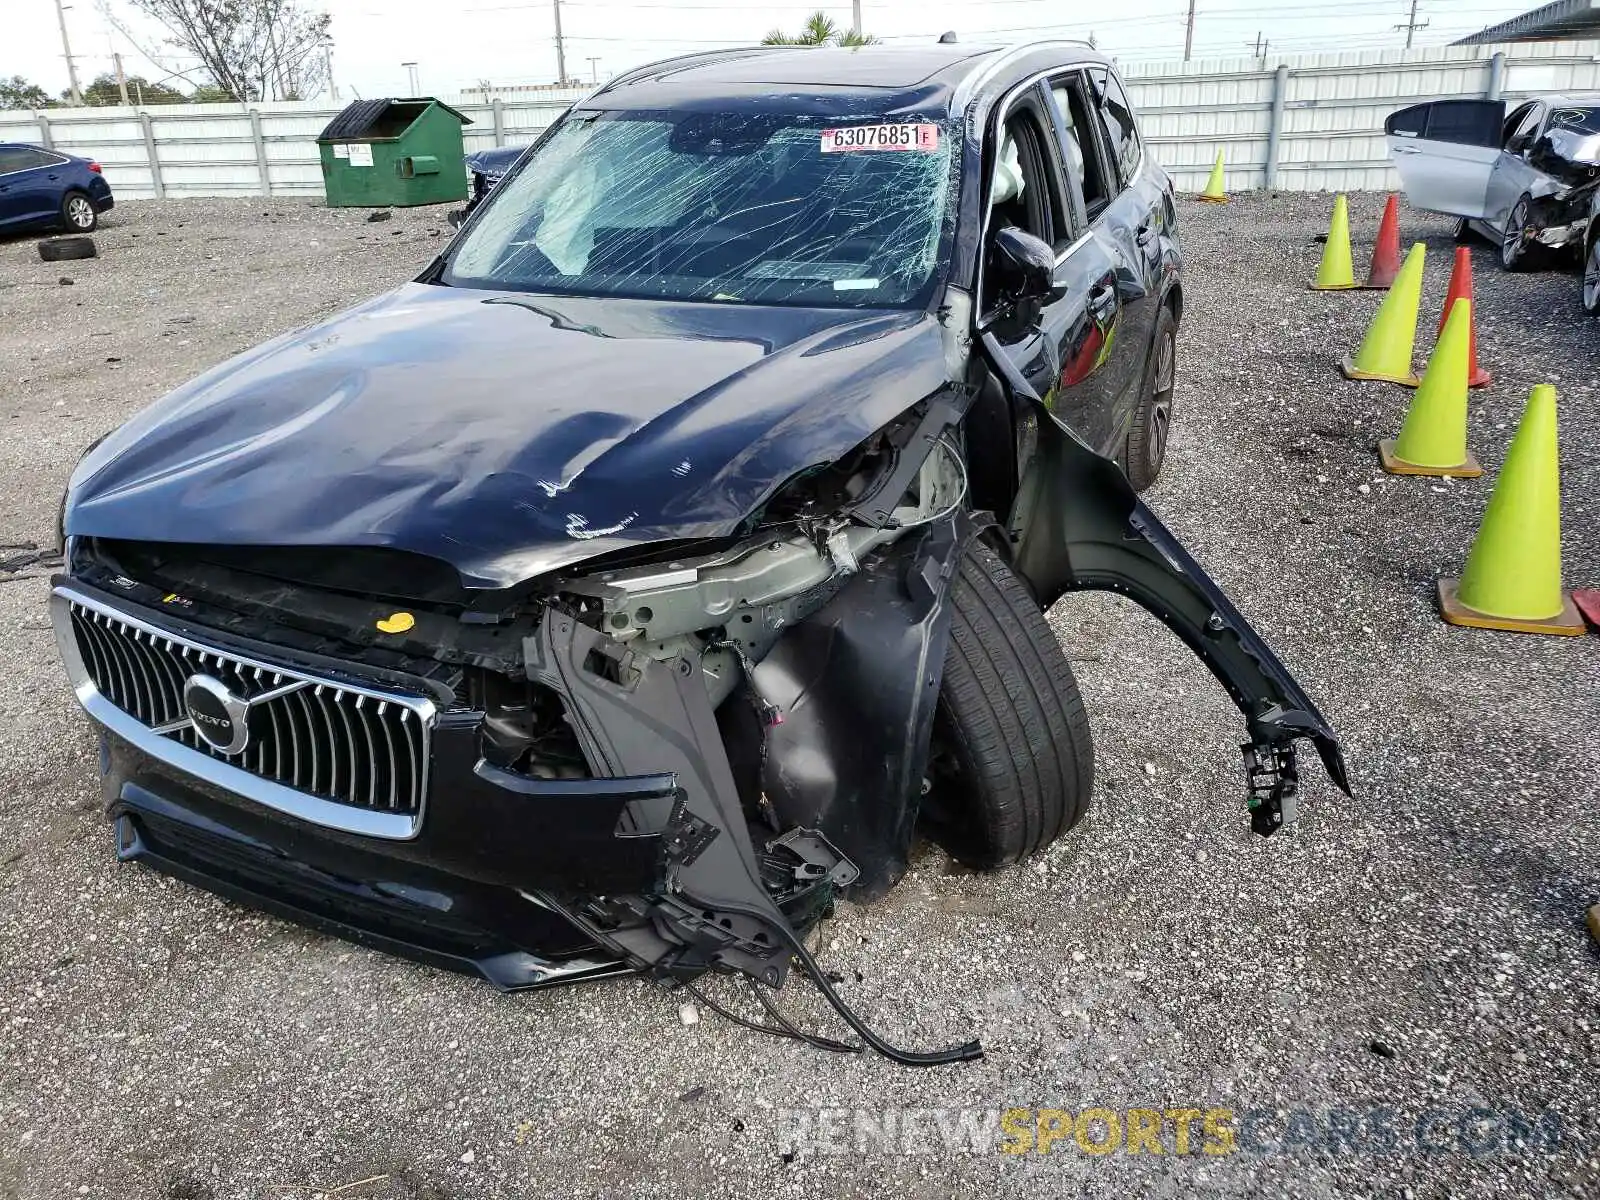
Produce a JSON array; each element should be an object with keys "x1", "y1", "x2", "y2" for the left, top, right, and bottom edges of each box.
[{"x1": 0, "y1": 193, "x2": 1597, "y2": 1199}]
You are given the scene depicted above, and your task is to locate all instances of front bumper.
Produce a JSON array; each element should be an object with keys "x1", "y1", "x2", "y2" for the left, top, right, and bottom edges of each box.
[{"x1": 50, "y1": 577, "x2": 699, "y2": 988}]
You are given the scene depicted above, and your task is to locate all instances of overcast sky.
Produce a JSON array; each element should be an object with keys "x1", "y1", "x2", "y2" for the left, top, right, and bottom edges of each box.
[{"x1": 9, "y1": 0, "x2": 1542, "y2": 101}]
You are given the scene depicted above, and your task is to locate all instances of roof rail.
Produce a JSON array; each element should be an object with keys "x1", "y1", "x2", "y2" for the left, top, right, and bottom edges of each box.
[{"x1": 954, "y1": 39, "x2": 1107, "y2": 109}]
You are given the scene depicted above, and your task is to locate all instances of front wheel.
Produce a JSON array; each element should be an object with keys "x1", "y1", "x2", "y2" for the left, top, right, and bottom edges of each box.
[
  {"x1": 920, "y1": 539, "x2": 1094, "y2": 870},
  {"x1": 1583, "y1": 232, "x2": 1600, "y2": 317},
  {"x1": 1452, "y1": 216, "x2": 1475, "y2": 244},
  {"x1": 61, "y1": 190, "x2": 97, "y2": 233},
  {"x1": 1501, "y1": 196, "x2": 1541, "y2": 272}
]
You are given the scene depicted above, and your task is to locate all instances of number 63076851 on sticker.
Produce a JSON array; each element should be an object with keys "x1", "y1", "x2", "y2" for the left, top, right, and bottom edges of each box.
[{"x1": 820, "y1": 123, "x2": 940, "y2": 153}]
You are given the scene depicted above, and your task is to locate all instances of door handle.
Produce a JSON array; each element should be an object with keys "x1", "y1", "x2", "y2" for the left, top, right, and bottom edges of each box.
[{"x1": 1394, "y1": 146, "x2": 1420, "y2": 155}]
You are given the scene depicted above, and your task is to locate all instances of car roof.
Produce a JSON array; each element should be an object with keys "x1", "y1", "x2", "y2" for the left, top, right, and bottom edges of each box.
[
  {"x1": 586, "y1": 42, "x2": 1111, "y2": 118},
  {"x1": 1529, "y1": 93, "x2": 1600, "y2": 107}
]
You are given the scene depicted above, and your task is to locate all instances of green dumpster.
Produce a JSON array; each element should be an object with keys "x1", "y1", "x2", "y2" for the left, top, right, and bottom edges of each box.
[{"x1": 317, "y1": 98, "x2": 471, "y2": 208}]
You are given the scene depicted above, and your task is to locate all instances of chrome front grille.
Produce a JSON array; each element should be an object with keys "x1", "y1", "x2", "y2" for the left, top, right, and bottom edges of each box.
[{"x1": 54, "y1": 587, "x2": 435, "y2": 839}]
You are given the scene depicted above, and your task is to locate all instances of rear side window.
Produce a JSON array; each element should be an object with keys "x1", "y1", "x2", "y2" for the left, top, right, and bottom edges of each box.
[
  {"x1": 1047, "y1": 75, "x2": 1114, "y2": 221},
  {"x1": 0, "y1": 147, "x2": 55, "y2": 174},
  {"x1": 1089, "y1": 68, "x2": 1142, "y2": 185}
]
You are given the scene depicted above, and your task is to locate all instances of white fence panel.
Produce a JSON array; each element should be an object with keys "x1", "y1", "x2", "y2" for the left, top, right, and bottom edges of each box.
[{"x1": 4, "y1": 42, "x2": 1600, "y2": 201}]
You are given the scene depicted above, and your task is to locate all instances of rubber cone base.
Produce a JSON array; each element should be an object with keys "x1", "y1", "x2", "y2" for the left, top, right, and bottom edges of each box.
[
  {"x1": 1197, "y1": 195, "x2": 1228, "y2": 204},
  {"x1": 1340, "y1": 356, "x2": 1420, "y2": 388},
  {"x1": 1357, "y1": 282, "x2": 1392, "y2": 291},
  {"x1": 1437, "y1": 578, "x2": 1586, "y2": 636},
  {"x1": 1468, "y1": 367, "x2": 1492, "y2": 389},
  {"x1": 1379, "y1": 440, "x2": 1482, "y2": 478},
  {"x1": 1309, "y1": 281, "x2": 1360, "y2": 291},
  {"x1": 1574, "y1": 589, "x2": 1600, "y2": 630}
]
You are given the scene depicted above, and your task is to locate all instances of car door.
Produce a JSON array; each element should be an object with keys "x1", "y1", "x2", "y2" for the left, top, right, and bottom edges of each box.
[
  {"x1": 1484, "y1": 102, "x2": 1548, "y2": 231},
  {"x1": 979, "y1": 84, "x2": 1126, "y2": 457},
  {"x1": 0, "y1": 147, "x2": 64, "y2": 229},
  {"x1": 0, "y1": 147, "x2": 36, "y2": 228},
  {"x1": 1386, "y1": 100, "x2": 1506, "y2": 218},
  {"x1": 1082, "y1": 65, "x2": 1163, "y2": 448}
]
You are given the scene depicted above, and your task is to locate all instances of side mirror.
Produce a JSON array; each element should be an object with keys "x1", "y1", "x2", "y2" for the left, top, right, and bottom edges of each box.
[{"x1": 991, "y1": 225, "x2": 1063, "y2": 307}]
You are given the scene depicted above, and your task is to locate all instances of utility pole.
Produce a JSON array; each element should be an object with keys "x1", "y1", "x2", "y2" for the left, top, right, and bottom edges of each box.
[
  {"x1": 323, "y1": 42, "x2": 338, "y2": 102},
  {"x1": 402, "y1": 61, "x2": 419, "y2": 94},
  {"x1": 54, "y1": 0, "x2": 83, "y2": 106},
  {"x1": 553, "y1": 0, "x2": 568, "y2": 85},
  {"x1": 851, "y1": 0, "x2": 862, "y2": 38},
  {"x1": 1184, "y1": 0, "x2": 1196, "y2": 62},
  {"x1": 586, "y1": 56, "x2": 602, "y2": 84},
  {"x1": 113, "y1": 51, "x2": 131, "y2": 106},
  {"x1": 1395, "y1": 0, "x2": 1428, "y2": 49},
  {"x1": 1247, "y1": 31, "x2": 1269, "y2": 59}
]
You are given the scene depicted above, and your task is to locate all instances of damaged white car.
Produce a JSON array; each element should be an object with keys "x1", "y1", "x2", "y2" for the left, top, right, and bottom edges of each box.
[{"x1": 1386, "y1": 94, "x2": 1600, "y2": 272}]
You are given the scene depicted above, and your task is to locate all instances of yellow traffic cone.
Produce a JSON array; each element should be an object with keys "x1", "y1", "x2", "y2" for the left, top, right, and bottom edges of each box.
[
  {"x1": 1197, "y1": 151, "x2": 1227, "y2": 203},
  {"x1": 1340, "y1": 242, "x2": 1425, "y2": 387},
  {"x1": 1438, "y1": 384, "x2": 1585, "y2": 636},
  {"x1": 1379, "y1": 300, "x2": 1482, "y2": 477},
  {"x1": 1309, "y1": 194, "x2": 1357, "y2": 290}
]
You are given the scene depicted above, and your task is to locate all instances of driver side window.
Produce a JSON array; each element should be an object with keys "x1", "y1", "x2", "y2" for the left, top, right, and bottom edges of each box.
[{"x1": 1505, "y1": 104, "x2": 1544, "y2": 155}]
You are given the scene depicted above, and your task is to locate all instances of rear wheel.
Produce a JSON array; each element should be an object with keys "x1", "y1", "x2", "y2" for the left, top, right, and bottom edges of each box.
[
  {"x1": 1500, "y1": 196, "x2": 1541, "y2": 272},
  {"x1": 920, "y1": 539, "x2": 1093, "y2": 870},
  {"x1": 61, "y1": 190, "x2": 97, "y2": 232},
  {"x1": 1583, "y1": 232, "x2": 1600, "y2": 317},
  {"x1": 1123, "y1": 305, "x2": 1177, "y2": 492}
]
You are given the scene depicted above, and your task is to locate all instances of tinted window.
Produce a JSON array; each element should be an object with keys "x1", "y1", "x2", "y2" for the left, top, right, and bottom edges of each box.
[
  {"x1": 1090, "y1": 68, "x2": 1142, "y2": 184},
  {"x1": 1048, "y1": 76, "x2": 1114, "y2": 221},
  {"x1": 0, "y1": 147, "x2": 53, "y2": 174},
  {"x1": 446, "y1": 110, "x2": 955, "y2": 309}
]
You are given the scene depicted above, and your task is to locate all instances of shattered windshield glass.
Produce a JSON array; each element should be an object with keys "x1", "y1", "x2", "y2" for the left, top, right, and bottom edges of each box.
[{"x1": 445, "y1": 109, "x2": 956, "y2": 308}]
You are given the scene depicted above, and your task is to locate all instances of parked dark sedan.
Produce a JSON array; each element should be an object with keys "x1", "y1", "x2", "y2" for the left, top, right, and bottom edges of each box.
[
  {"x1": 0, "y1": 143, "x2": 114, "y2": 234},
  {"x1": 53, "y1": 43, "x2": 1345, "y2": 1064}
]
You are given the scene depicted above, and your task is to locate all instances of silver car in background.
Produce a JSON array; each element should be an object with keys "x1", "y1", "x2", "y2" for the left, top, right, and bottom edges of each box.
[{"x1": 1386, "y1": 94, "x2": 1600, "y2": 280}]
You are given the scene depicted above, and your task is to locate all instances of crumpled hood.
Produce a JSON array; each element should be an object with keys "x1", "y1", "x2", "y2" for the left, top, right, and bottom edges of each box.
[{"x1": 67, "y1": 283, "x2": 949, "y2": 587}]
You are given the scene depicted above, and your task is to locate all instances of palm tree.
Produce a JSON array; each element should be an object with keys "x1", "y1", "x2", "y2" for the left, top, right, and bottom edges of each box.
[{"x1": 762, "y1": 11, "x2": 878, "y2": 46}]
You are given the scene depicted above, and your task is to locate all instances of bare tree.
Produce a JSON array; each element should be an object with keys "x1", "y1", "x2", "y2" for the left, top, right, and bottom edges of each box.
[{"x1": 114, "y1": 0, "x2": 331, "y2": 102}]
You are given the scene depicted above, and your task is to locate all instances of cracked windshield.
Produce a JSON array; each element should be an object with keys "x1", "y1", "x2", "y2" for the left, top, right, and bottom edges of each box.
[{"x1": 446, "y1": 109, "x2": 955, "y2": 307}]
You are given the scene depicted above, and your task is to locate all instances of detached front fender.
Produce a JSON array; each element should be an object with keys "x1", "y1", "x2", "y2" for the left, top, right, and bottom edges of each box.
[{"x1": 985, "y1": 332, "x2": 1350, "y2": 832}]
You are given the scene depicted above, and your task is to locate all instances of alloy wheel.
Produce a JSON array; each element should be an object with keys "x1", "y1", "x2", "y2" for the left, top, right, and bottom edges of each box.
[
  {"x1": 67, "y1": 196, "x2": 94, "y2": 229},
  {"x1": 1585, "y1": 237, "x2": 1600, "y2": 315},
  {"x1": 1501, "y1": 201, "x2": 1529, "y2": 270},
  {"x1": 1149, "y1": 329, "x2": 1175, "y2": 468}
]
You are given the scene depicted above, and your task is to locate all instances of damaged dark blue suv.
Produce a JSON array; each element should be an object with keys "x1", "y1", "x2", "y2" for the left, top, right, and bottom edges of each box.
[{"x1": 53, "y1": 43, "x2": 1346, "y2": 1064}]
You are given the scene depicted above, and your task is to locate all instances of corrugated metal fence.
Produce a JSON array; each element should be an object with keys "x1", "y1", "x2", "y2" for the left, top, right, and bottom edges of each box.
[{"x1": 3, "y1": 40, "x2": 1599, "y2": 202}]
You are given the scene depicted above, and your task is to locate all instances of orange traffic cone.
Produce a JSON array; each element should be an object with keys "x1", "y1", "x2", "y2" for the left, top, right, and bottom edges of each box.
[
  {"x1": 1575, "y1": 589, "x2": 1600, "y2": 631},
  {"x1": 1439, "y1": 247, "x2": 1491, "y2": 388},
  {"x1": 1362, "y1": 195, "x2": 1402, "y2": 289}
]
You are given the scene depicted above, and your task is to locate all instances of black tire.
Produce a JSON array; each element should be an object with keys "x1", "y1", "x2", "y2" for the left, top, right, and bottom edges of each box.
[
  {"x1": 38, "y1": 236, "x2": 97, "y2": 262},
  {"x1": 1123, "y1": 305, "x2": 1177, "y2": 492},
  {"x1": 921, "y1": 539, "x2": 1094, "y2": 869},
  {"x1": 1452, "y1": 216, "x2": 1474, "y2": 244},
  {"x1": 1500, "y1": 195, "x2": 1542, "y2": 272},
  {"x1": 60, "y1": 190, "x2": 97, "y2": 232},
  {"x1": 1583, "y1": 230, "x2": 1600, "y2": 317}
]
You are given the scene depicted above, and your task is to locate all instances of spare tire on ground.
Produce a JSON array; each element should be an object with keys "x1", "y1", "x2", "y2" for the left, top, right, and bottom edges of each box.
[{"x1": 38, "y1": 236, "x2": 97, "y2": 263}]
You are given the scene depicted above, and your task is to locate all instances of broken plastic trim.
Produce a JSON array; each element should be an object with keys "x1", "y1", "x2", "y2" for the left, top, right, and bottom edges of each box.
[{"x1": 981, "y1": 330, "x2": 1351, "y2": 825}]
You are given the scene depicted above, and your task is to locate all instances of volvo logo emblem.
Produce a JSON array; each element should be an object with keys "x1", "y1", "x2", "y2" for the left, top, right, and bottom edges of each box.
[{"x1": 183, "y1": 675, "x2": 253, "y2": 756}]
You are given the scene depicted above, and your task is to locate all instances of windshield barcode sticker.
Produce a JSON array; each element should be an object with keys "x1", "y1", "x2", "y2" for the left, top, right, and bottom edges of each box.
[{"x1": 820, "y1": 124, "x2": 939, "y2": 153}]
